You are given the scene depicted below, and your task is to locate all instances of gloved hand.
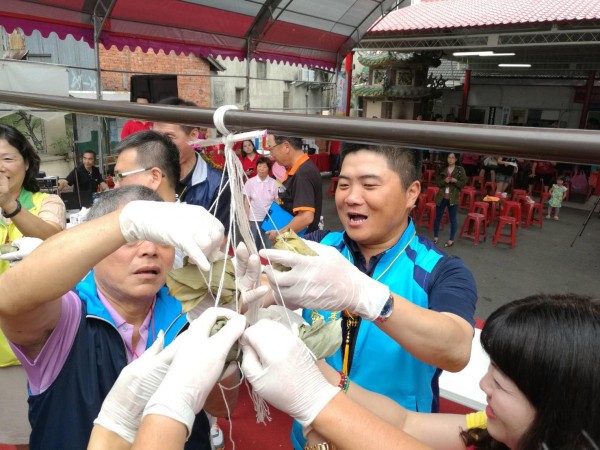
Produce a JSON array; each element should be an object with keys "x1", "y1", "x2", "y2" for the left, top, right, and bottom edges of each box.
[
  {"x1": 94, "y1": 330, "x2": 177, "y2": 443},
  {"x1": 143, "y1": 307, "x2": 246, "y2": 436},
  {"x1": 233, "y1": 241, "x2": 269, "y2": 313},
  {"x1": 119, "y1": 201, "x2": 224, "y2": 271},
  {"x1": 186, "y1": 242, "x2": 264, "y2": 322},
  {"x1": 259, "y1": 240, "x2": 390, "y2": 321},
  {"x1": 0, "y1": 237, "x2": 43, "y2": 266},
  {"x1": 240, "y1": 319, "x2": 339, "y2": 428}
]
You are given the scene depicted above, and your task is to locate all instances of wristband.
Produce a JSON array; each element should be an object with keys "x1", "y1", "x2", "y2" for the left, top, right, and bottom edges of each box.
[{"x1": 2, "y1": 200, "x2": 22, "y2": 219}]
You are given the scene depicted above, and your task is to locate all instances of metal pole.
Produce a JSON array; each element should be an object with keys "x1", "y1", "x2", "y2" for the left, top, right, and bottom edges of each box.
[
  {"x1": 1, "y1": 90, "x2": 600, "y2": 164},
  {"x1": 578, "y1": 70, "x2": 596, "y2": 129},
  {"x1": 245, "y1": 39, "x2": 252, "y2": 111},
  {"x1": 93, "y1": 15, "x2": 106, "y2": 176},
  {"x1": 459, "y1": 68, "x2": 471, "y2": 123},
  {"x1": 344, "y1": 52, "x2": 354, "y2": 117}
]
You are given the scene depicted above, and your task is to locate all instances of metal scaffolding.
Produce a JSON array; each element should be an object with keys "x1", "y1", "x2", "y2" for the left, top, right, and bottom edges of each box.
[{"x1": 1, "y1": 89, "x2": 599, "y2": 165}]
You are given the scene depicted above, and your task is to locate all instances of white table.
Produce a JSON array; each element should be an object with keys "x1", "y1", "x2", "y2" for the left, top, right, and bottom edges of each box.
[{"x1": 439, "y1": 328, "x2": 489, "y2": 411}]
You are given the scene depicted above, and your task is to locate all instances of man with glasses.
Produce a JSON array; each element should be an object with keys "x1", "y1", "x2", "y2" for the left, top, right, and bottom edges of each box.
[
  {"x1": 154, "y1": 98, "x2": 231, "y2": 234},
  {"x1": 113, "y1": 131, "x2": 181, "y2": 202},
  {"x1": 266, "y1": 134, "x2": 322, "y2": 242}
]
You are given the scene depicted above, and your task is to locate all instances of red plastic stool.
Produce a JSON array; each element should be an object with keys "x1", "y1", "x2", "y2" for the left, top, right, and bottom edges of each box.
[
  {"x1": 482, "y1": 181, "x2": 497, "y2": 197},
  {"x1": 422, "y1": 169, "x2": 435, "y2": 188},
  {"x1": 523, "y1": 202, "x2": 544, "y2": 229},
  {"x1": 414, "y1": 193, "x2": 427, "y2": 218},
  {"x1": 426, "y1": 186, "x2": 439, "y2": 203},
  {"x1": 418, "y1": 202, "x2": 437, "y2": 232},
  {"x1": 469, "y1": 176, "x2": 484, "y2": 190},
  {"x1": 327, "y1": 176, "x2": 339, "y2": 197},
  {"x1": 459, "y1": 187, "x2": 477, "y2": 211},
  {"x1": 493, "y1": 216, "x2": 517, "y2": 248},
  {"x1": 511, "y1": 189, "x2": 527, "y2": 201},
  {"x1": 499, "y1": 200, "x2": 522, "y2": 227},
  {"x1": 470, "y1": 201, "x2": 490, "y2": 226},
  {"x1": 540, "y1": 191, "x2": 551, "y2": 214},
  {"x1": 459, "y1": 212, "x2": 487, "y2": 245}
]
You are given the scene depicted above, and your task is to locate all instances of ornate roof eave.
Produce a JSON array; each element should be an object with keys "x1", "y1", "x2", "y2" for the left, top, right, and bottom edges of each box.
[{"x1": 353, "y1": 84, "x2": 436, "y2": 99}]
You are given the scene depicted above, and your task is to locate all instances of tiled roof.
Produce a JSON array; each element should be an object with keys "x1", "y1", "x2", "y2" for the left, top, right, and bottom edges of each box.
[{"x1": 369, "y1": 0, "x2": 600, "y2": 34}]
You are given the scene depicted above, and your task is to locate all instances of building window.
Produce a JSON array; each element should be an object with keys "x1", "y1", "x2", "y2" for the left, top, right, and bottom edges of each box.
[
  {"x1": 256, "y1": 61, "x2": 267, "y2": 79},
  {"x1": 235, "y1": 87, "x2": 245, "y2": 104},
  {"x1": 283, "y1": 81, "x2": 291, "y2": 109}
]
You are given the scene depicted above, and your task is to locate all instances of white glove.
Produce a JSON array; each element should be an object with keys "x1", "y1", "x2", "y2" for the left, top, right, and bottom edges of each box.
[
  {"x1": 119, "y1": 201, "x2": 224, "y2": 271},
  {"x1": 259, "y1": 240, "x2": 390, "y2": 321},
  {"x1": 240, "y1": 319, "x2": 339, "y2": 428},
  {"x1": 234, "y1": 242, "x2": 261, "y2": 293},
  {"x1": 0, "y1": 237, "x2": 43, "y2": 265},
  {"x1": 94, "y1": 331, "x2": 177, "y2": 443},
  {"x1": 186, "y1": 242, "x2": 264, "y2": 322},
  {"x1": 143, "y1": 307, "x2": 246, "y2": 436}
]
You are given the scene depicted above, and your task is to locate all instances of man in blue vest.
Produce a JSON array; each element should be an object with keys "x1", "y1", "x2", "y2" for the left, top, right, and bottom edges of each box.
[
  {"x1": 259, "y1": 143, "x2": 478, "y2": 449},
  {"x1": 154, "y1": 98, "x2": 231, "y2": 235},
  {"x1": 0, "y1": 186, "x2": 227, "y2": 450}
]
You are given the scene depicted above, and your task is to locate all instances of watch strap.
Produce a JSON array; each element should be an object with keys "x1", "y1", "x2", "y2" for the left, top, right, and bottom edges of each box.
[{"x1": 1, "y1": 199, "x2": 22, "y2": 219}]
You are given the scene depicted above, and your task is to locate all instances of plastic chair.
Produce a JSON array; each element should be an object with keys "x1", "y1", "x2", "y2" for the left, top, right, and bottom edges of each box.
[
  {"x1": 459, "y1": 212, "x2": 487, "y2": 245},
  {"x1": 422, "y1": 169, "x2": 436, "y2": 188},
  {"x1": 469, "y1": 176, "x2": 484, "y2": 190},
  {"x1": 459, "y1": 186, "x2": 477, "y2": 211},
  {"x1": 417, "y1": 202, "x2": 437, "y2": 233},
  {"x1": 426, "y1": 186, "x2": 439, "y2": 203},
  {"x1": 540, "y1": 191, "x2": 551, "y2": 214},
  {"x1": 470, "y1": 201, "x2": 490, "y2": 226},
  {"x1": 523, "y1": 201, "x2": 544, "y2": 229},
  {"x1": 327, "y1": 176, "x2": 339, "y2": 197},
  {"x1": 482, "y1": 181, "x2": 497, "y2": 197},
  {"x1": 511, "y1": 189, "x2": 527, "y2": 201},
  {"x1": 493, "y1": 216, "x2": 517, "y2": 248},
  {"x1": 499, "y1": 200, "x2": 522, "y2": 227}
]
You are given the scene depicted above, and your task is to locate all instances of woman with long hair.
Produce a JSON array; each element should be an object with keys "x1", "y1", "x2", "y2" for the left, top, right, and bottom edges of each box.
[
  {"x1": 241, "y1": 139, "x2": 259, "y2": 178},
  {"x1": 433, "y1": 152, "x2": 466, "y2": 247},
  {"x1": 0, "y1": 123, "x2": 66, "y2": 449}
]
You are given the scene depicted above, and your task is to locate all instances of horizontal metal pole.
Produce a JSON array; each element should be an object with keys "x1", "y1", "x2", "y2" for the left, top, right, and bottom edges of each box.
[{"x1": 1, "y1": 90, "x2": 599, "y2": 164}]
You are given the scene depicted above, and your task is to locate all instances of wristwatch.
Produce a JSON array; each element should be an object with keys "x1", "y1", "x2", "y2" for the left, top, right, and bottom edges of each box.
[
  {"x1": 304, "y1": 443, "x2": 337, "y2": 450},
  {"x1": 1, "y1": 200, "x2": 22, "y2": 219},
  {"x1": 375, "y1": 293, "x2": 395, "y2": 324}
]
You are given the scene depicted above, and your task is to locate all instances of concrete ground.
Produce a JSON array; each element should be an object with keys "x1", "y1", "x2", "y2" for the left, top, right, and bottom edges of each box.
[{"x1": 319, "y1": 174, "x2": 600, "y2": 320}]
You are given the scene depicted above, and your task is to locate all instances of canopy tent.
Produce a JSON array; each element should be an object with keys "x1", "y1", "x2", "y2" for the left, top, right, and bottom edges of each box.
[{"x1": 0, "y1": 0, "x2": 398, "y2": 70}]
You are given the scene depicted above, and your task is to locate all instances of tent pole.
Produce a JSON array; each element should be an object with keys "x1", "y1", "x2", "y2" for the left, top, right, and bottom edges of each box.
[
  {"x1": 1, "y1": 90, "x2": 599, "y2": 164},
  {"x1": 245, "y1": 39, "x2": 252, "y2": 111},
  {"x1": 92, "y1": 0, "x2": 116, "y2": 176},
  {"x1": 93, "y1": 17, "x2": 107, "y2": 177}
]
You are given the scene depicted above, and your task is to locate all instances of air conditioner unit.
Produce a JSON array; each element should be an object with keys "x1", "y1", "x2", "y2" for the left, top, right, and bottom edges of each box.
[{"x1": 297, "y1": 69, "x2": 316, "y2": 82}]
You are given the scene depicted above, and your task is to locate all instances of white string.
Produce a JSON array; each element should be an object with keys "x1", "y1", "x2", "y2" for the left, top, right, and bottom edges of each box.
[{"x1": 204, "y1": 106, "x2": 299, "y2": 428}]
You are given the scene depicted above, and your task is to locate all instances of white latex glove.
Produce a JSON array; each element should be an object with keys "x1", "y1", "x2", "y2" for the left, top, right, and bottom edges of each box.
[
  {"x1": 240, "y1": 319, "x2": 339, "y2": 428},
  {"x1": 0, "y1": 237, "x2": 43, "y2": 266},
  {"x1": 234, "y1": 241, "x2": 269, "y2": 313},
  {"x1": 119, "y1": 201, "x2": 224, "y2": 271},
  {"x1": 259, "y1": 240, "x2": 390, "y2": 321},
  {"x1": 94, "y1": 331, "x2": 177, "y2": 443},
  {"x1": 143, "y1": 307, "x2": 246, "y2": 436},
  {"x1": 234, "y1": 241, "x2": 261, "y2": 293}
]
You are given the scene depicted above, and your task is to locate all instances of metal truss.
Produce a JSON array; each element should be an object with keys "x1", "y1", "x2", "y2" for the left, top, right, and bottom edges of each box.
[{"x1": 357, "y1": 27, "x2": 600, "y2": 53}]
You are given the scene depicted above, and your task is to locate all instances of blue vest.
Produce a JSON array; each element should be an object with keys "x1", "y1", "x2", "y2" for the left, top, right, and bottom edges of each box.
[
  {"x1": 27, "y1": 272, "x2": 207, "y2": 450},
  {"x1": 181, "y1": 157, "x2": 231, "y2": 234},
  {"x1": 292, "y1": 220, "x2": 444, "y2": 449}
]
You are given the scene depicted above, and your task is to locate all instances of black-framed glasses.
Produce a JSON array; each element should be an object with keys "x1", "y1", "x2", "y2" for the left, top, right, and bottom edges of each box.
[{"x1": 113, "y1": 167, "x2": 153, "y2": 184}]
